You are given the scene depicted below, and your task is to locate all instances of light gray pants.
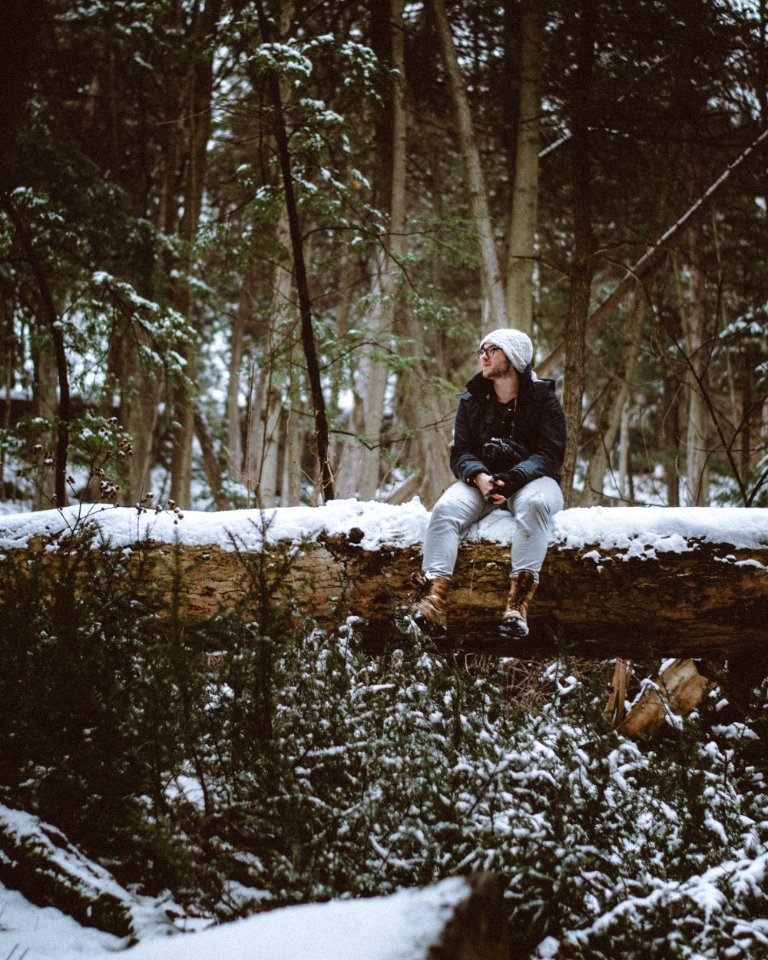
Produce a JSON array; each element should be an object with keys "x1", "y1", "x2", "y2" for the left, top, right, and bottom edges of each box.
[{"x1": 421, "y1": 476, "x2": 564, "y2": 583}]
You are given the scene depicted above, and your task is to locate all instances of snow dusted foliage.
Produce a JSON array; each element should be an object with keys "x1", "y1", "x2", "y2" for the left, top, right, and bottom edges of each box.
[
  {"x1": 258, "y1": 637, "x2": 768, "y2": 957},
  {"x1": 0, "y1": 528, "x2": 767, "y2": 958}
]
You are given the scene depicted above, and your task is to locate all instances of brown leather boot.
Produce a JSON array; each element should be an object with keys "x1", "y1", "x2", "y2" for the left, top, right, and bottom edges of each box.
[
  {"x1": 411, "y1": 574, "x2": 450, "y2": 638},
  {"x1": 499, "y1": 570, "x2": 537, "y2": 639}
]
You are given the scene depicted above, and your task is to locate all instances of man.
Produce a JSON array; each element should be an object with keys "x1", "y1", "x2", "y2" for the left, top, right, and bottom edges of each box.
[{"x1": 412, "y1": 328, "x2": 566, "y2": 640}]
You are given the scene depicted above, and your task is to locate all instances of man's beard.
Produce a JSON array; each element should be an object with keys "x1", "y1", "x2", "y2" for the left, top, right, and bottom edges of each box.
[{"x1": 483, "y1": 361, "x2": 513, "y2": 380}]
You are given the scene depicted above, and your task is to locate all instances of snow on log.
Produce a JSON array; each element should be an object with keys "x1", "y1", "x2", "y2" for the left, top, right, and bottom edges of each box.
[
  {"x1": 0, "y1": 804, "x2": 175, "y2": 939},
  {"x1": 1, "y1": 502, "x2": 767, "y2": 657},
  {"x1": 113, "y1": 873, "x2": 509, "y2": 960}
]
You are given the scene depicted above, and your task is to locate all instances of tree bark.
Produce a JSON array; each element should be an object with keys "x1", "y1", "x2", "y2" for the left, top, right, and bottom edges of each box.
[
  {"x1": 194, "y1": 406, "x2": 229, "y2": 509},
  {"x1": 505, "y1": 1, "x2": 543, "y2": 336},
  {"x1": 617, "y1": 659, "x2": 717, "y2": 739},
  {"x1": 282, "y1": 341, "x2": 305, "y2": 506},
  {"x1": 30, "y1": 332, "x2": 58, "y2": 508},
  {"x1": 10, "y1": 507, "x2": 767, "y2": 659},
  {"x1": 243, "y1": 212, "x2": 293, "y2": 506},
  {"x1": 681, "y1": 222, "x2": 712, "y2": 506},
  {"x1": 392, "y1": 139, "x2": 455, "y2": 508},
  {"x1": 169, "y1": 0, "x2": 224, "y2": 506},
  {"x1": 560, "y1": 0, "x2": 596, "y2": 505},
  {"x1": 0, "y1": 804, "x2": 136, "y2": 937},
  {"x1": 429, "y1": 0, "x2": 507, "y2": 328},
  {"x1": 245, "y1": 373, "x2": 282, "y2": 505},
  {"x1": 225, "y1": 275, "x2": 251, "y2": 484},
  {"x1": 114, "y1": 318, "x2": 163, "y2": 506},
  {"x1": 356, "y1": 0, "x2": 408, "y2": 502},
  {"x1": 2, "y1": 196, "x2": 71, "y2": 507}
]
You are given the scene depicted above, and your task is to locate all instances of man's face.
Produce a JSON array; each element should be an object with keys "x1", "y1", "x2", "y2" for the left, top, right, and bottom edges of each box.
[{"x1": 478, "y1": 343, "x2": 513, "y2": 379}]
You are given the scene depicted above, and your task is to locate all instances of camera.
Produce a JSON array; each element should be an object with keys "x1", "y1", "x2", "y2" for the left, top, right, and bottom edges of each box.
[{"x1": 481, "y1": 437, "x2": 529, "y2": 472}]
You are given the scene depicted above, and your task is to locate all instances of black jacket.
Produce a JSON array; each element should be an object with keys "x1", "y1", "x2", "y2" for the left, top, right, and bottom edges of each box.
[{"x1": 450, "y1": 368, "x2": 567, "y2": 488}]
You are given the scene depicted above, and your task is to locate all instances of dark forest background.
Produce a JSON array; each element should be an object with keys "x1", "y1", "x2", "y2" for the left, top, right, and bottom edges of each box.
[{"x1": 1, "y1": 0, "x2": 767, "y2": 514}]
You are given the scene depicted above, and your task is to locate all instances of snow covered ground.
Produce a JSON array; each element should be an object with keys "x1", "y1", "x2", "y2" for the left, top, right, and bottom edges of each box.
[
  {"x1": 0, "y1": 882, "x2": 125, "y2": 959},
  {"x1": 0, "y1": 876, "x2": 477, "y2": 960}
]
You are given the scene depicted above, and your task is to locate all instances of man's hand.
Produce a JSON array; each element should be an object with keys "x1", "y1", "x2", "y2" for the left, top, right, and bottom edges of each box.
[
  {"x1": 489, "y1": 468, "x2": 526, "y2": 501},
  {"x1": 473, "y1": 471, "x2": 508, "y2": 505},
  {"x1": 473, "y1": 471, "x2": 499, "y2": 501}
]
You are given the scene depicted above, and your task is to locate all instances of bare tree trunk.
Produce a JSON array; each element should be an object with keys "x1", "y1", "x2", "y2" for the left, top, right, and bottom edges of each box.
[
  {"x1": 355, "y1": 0, "x2": 408, "y2": 502},
  {"x1": 662, "y1": 354, "x2": 683, "y2": 507},
  {"x1": 243, "y1": 222, "x2": 292, "y2": 508},
  {"x1": 225, "y1": 277, "x2": 251, "y2": 485},
  {"x1": 393, "y1": 147, "x2": 454, "y2": 507},
  {"x1": 169, "y1": 351, "x2": 196, "y2": 506},
  {"x1": 2, "y1": 196, "x2": 71, "y2": 508},
  {"x1": 560, "y1": 0, "x2": 596, "y2": 505},
  {"x1": 334, "y1": 395, "x2": 366, "y2": 499},
  {"x1": 118, "y1": 327, "x2": 163, "y2": 505},
  {"x1": 30, "y1": 333, "x2": 58, "y2": 508},
  {"x1": 244, "y1": 370, "x2": 282, "y2": 505},
  {"x1": 194, "y1": 406, "x2": 228, "y2": 509},
  {"x1": 280, "y1": 337, "x2": 305, "y2": 506},
  {"x1": 739, "y1": 344, "x2": 758, "y2": 476},
  {"x1": 505, "y1": 1, "x2": 543, "y2": 336},
  {"x1": 329, "y1": 249, "x2": 363, "y2": 499},
  {"x1": 394, "y1": 366, "x2": 455, "y2": 508},
  {"x1": 22, "y1": 513, "x2": 768, "y2": 658},
  {"x1": 682, "y1": 222, "x2": 712, "y2": 505},
  {"x1": 169, "y1": 0, "x2": 224, "y2": 506},
  {"x1": 618, "y1": 399, "x2": 631, "y2": 500},
  {"x1": 429, "y1": 0, "x2": 506, "y2": 328},
  {"x1": 255, "y1": 211, "x2": 294, "y2": 505},
  {"x1": 581, "y1": 290, "x2": 643, "y2": 505},
  {"x1": 618, "y1": 660, "x2": 716, "y2": 740},
  {"x1": 255, "y1": 0, "x2": 333, "y2": 503},
  {"x1": 357, "y1": 265, "x2": 393, "y2": 501}
]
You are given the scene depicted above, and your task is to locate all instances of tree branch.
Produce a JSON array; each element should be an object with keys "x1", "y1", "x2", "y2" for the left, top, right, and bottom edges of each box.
[{"x1": 539, "y1": 126, "x2": 768, "y2": 377}]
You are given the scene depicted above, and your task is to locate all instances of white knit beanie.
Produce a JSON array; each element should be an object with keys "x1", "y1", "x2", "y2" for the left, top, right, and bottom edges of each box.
[{"x1": 479, "y1": 328, "x2": 533, "y2": 372}]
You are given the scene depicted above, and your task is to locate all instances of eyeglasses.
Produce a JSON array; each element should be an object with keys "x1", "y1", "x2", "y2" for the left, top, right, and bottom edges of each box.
[{"x1": 476, "y1": 346, "x2": 500, "y2": 359}]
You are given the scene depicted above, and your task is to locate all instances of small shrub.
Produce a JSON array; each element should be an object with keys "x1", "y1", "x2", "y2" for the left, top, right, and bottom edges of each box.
[{"x1": 1, "y1": 530, "x2": 767, "y2": 956}]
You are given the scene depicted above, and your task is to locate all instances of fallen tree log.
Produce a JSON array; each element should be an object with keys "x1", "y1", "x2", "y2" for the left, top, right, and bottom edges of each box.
[
  {"x1": 0, "y1": 804, "x2": 176, "y2": 940},
  {"x1": 617, "y1": 659, "x2": 718, "y2": 739},
  {"x1": 1, "y1": 502, "x2": 767, "y2": 658}
]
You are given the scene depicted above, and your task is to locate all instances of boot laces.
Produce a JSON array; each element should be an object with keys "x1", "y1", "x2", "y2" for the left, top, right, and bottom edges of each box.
[{"x1": 410, "y1": 571, "x2": 430, "y2": 599}]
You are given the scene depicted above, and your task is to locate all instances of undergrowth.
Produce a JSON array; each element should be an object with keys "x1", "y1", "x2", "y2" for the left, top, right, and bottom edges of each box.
[{"x1": 0, "y1": 521, "x2": 766, "y2": 959}]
